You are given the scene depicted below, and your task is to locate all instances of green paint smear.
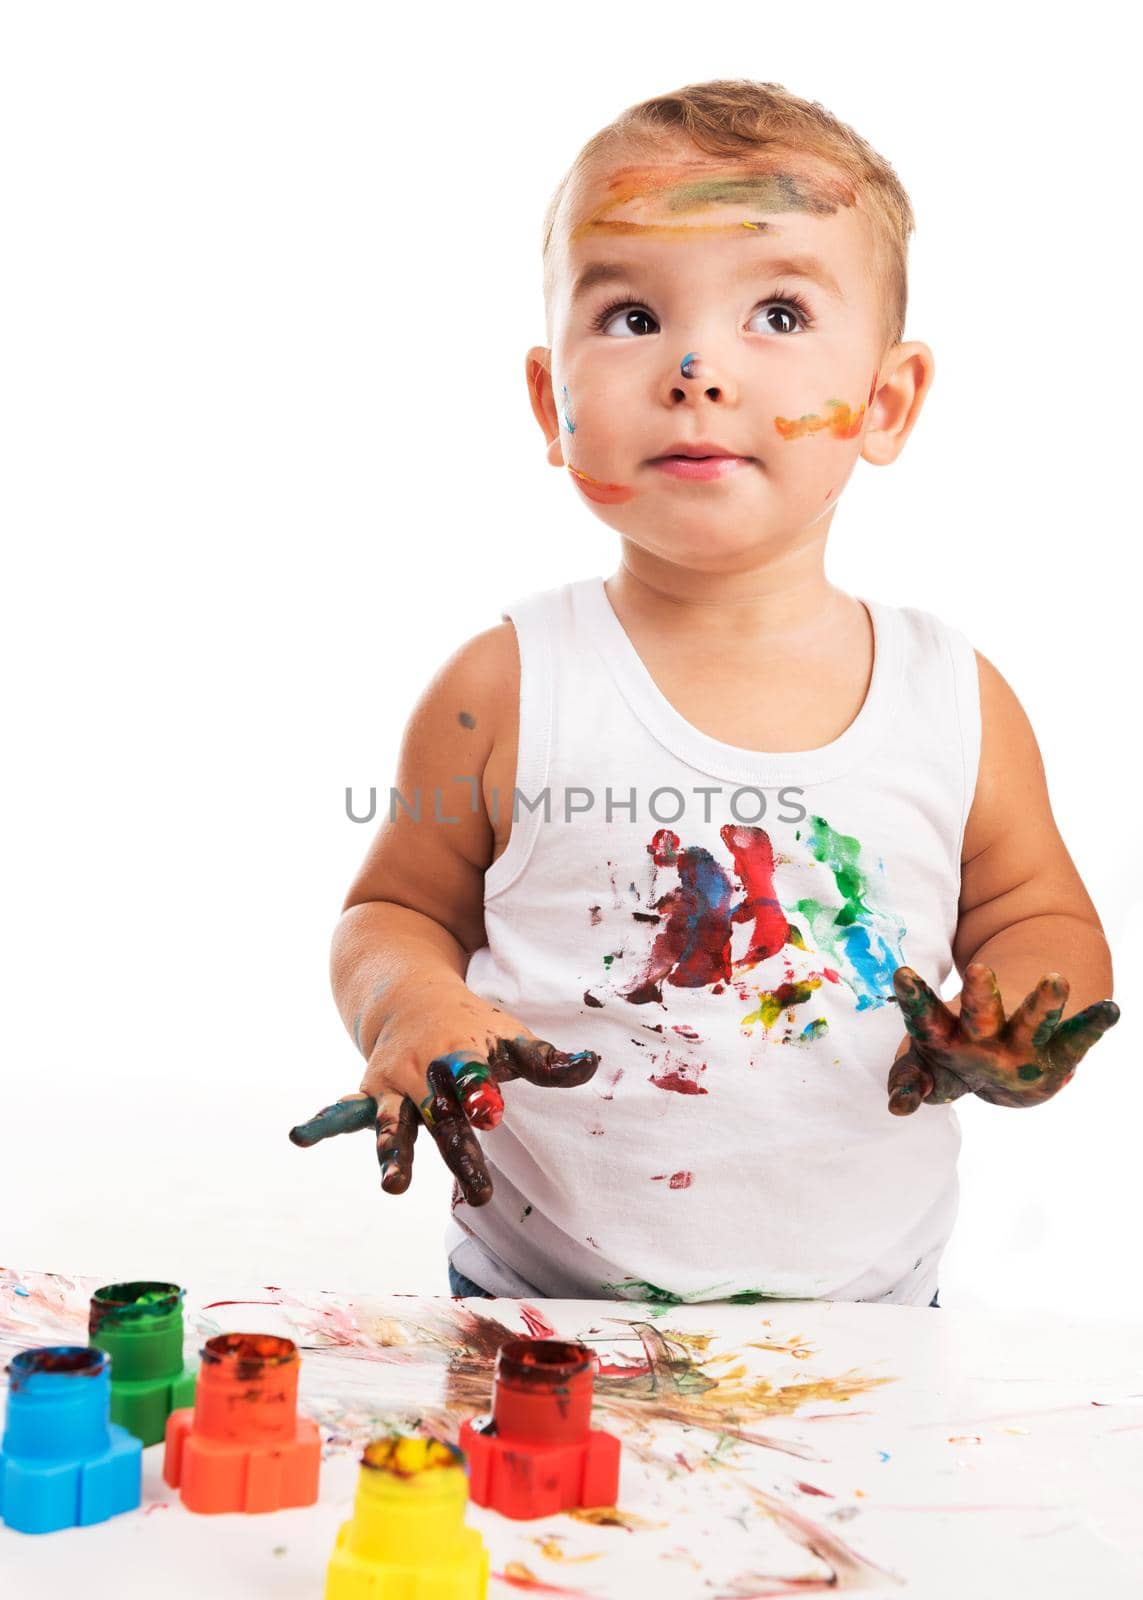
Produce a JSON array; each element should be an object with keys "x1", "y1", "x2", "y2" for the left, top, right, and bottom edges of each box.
[
  {"x1": 1031, "y1": 1007, "x2": 1064, "y2": 1050},
  {"x1": 659, "y1": 173, "x2": 839, "y2": 218},
  {"x1": 743, "y1": 979, "x2": 819, "y2": 1030},
  {"x1": 804, "y1": 814, "x2": 873, "y2": 924},
  {"x1": 602, "y1": 1279, "x2": 792, "y2": 1310},
  {"x1": 1017, "y1": 1064, "x2": 1044, "y2": 1081}
]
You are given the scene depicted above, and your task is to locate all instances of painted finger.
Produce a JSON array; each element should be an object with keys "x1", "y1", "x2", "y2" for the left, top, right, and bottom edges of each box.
[
  {"x1": 426, "y1": 1049, "x2": 505, "y2": 1131},
  {"x1": 958, "y1": 962, "x2": 1006, "y2": 1041},
  {"x1": 289, "y1": 1090, "x2": 377, "y2": 1147},
  {"x1": 488, "y1": 1033, "x2": 600, "y2": 1088},
  {"x1": 421, "y1": 1060, "x2": 494, "y2": 1206},
  {"x1": 1003, "y1": 972, "x2": 1069, "y2": 1061},
  {"x1": 375, "y1": 1093, "x2": 419, "y2": 1194},
  {"x1": 1043, "y1": 999, "x2": 1121, "y2": 1074},
  {"x1": 892, "y1": 967, "x2": 960, "y2": 1050},
  {"x1": 887, "y1": 1051, "x2": 934, "y2": 1116},
  {"x1": 924, "y1": 1061, "x2": 975, "y2": 1105}
]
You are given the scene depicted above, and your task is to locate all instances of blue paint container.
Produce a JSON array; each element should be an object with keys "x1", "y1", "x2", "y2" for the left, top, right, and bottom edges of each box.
[{"x1": 0, "y1": 1345, "x2": 142, "y2": 1534}]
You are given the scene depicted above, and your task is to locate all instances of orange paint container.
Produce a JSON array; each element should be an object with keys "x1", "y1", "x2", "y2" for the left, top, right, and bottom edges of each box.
[{"x1": 163, "y1": 1333, "x2": 320, "y2": 1514}]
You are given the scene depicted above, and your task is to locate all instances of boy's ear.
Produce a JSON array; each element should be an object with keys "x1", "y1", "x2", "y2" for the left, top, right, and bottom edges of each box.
[
  {"x1": 525, "y1": 346, "x2": 564, "y2": 467},
  {"x1": 861, "y1": 341, "x2": 935, "y2": 467}
]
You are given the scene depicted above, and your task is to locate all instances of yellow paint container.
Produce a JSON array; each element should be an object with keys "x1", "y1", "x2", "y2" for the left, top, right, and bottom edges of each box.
[{"x1": 325, "y1": 1435, "x2": 489, "y2": 1599}]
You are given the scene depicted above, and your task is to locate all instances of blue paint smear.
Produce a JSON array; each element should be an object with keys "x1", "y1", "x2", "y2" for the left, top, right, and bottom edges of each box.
[{"x1": 839, "y1": 922, "x2": 903, "y2": 1010}]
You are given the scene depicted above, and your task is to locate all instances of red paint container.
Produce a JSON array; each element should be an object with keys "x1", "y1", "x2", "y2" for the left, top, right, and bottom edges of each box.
[
  {"x1": 458, "y1": 1337, "x2": 620, "y2": 1520},
  {"x1": 163, "y1": 1334, "x2": 320, "y2": 1514}
]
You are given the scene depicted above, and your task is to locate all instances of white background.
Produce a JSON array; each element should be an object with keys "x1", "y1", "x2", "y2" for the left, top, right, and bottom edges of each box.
[{"x1": 2, "y1": 3, "x2": 1139, "y2": 1317}]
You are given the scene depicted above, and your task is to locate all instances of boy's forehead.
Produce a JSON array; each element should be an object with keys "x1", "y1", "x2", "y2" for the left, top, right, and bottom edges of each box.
[{"x1": 556, "y1": 151, "x2": 874, "y2": 295}]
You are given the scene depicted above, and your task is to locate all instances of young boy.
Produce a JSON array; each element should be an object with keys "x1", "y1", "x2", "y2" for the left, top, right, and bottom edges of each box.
[{"x1": 291, "y1": 79, "x2": 1118, "y2": 1307}]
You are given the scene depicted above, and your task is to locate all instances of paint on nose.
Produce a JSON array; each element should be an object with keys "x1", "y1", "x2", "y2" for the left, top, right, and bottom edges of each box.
[{"x1": 680, "y1": 352, "x2": 699, "y2": 379}]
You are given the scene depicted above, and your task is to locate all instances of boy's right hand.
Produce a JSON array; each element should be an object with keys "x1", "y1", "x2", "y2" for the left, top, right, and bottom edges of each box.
[{"x1": 288, "y1": 986, "x2": 600, "y2": 1206}]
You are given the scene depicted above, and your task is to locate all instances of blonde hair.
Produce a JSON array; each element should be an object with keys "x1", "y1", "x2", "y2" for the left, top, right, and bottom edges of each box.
[{"x1": 541, "y1": 79, "x2": 915, "y2": 350}]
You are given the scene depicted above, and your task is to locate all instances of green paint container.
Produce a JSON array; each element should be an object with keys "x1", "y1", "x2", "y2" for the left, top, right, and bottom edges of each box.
[{"x1": 88, "y1": 1281, "x2": 198, "y2": 1446}]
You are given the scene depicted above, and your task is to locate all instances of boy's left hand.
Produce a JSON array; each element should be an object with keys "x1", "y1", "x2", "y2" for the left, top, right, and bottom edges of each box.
[{"x1": 886, "y1": 961, "x2": 1119, "y2": 1113}]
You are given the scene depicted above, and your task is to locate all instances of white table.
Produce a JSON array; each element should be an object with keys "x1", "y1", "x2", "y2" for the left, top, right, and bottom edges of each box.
[{"x1": 1, "y1": 1268, "x2": 1141, "y2": 1596}]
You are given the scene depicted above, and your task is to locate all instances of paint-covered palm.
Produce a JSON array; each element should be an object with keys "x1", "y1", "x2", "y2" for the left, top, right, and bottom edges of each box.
[{"x1": 887, "y1": 962, "x2": 1119, "y2": 1113}]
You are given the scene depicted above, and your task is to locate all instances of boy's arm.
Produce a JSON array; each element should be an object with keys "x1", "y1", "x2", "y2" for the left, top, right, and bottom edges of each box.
[
  {"x1": 298, "y1": 620, "x2": 599, "y2": 1196},
  {"x1": 332, "y1": 621, "x2": 516, "y2": 1059},
  {"x1": 951, "y1": 650, "x2": 1113, "y2": 1013},
  {"x1": 887, "y1": 650, "x2": 1118, "y2": 1112}
]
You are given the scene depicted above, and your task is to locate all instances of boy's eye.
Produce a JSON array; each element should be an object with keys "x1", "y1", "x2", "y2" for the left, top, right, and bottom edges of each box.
[
  {"x1": 593, "y1": 302, "x2": 658, "y2": 338},
  {"x1": 748, "y1": 301, "x2": 807, "y2": 336},
  {"x1": 591, "y1": 291, "x2": 813, "y2": 338}
]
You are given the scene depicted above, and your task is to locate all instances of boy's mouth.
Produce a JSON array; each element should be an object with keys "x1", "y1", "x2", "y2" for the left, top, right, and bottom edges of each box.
[
  {"x1": 650, "y1": 440, "x2": 751, "y2": 461},
  {"x1": 651, "y1": 458, "x2": 752, "y2": 480},
  {"x1": 649, "y1": 447, "x2": 755, "y2": 481}
]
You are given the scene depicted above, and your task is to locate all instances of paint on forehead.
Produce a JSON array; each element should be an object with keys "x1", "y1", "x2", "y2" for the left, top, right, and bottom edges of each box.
[
  {"x1": 774, "y1": 397, "x2": 867, "y2": 442},
  {"x1": 569, "y1": 161, "x2": 855, "y2": 243}
]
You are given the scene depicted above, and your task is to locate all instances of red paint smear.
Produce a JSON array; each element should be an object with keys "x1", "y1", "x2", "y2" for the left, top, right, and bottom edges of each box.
[
  {"x1": 649, "y1": 1069, "x2": 708, "y2": 1095},
  {"x1": 493, "y1": 1572, "x2": 596, "y2": 1597},
  {"x1": 651, "y1": 1170, "x2": 695, "y2": 1188},
  {"x1": 795, "y1": 1481, "x2": 835, "y2": 1498},
  {"x1": 518, "y1": 1303, "x2": 559, "y2": 1339},
  {"x1": 723, "y1": 824, "x2": 790, "y2": 967},
  {"x1": 596, "y1": 1355, "x2": 652, "y2": 1379}
]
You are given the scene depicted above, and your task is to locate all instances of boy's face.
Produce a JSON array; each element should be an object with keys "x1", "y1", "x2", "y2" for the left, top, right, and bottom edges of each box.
[{"x1": 529, "y1": 146, "x2": 921, "y2": 570}]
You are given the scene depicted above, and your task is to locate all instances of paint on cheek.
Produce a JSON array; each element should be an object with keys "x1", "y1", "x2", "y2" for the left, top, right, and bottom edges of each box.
[
  {"x1": 560, "y1": 383, "x2": 576, "y2": 434},
  {"x1": 565, "y1": 462, "x2": 636, "y2": 505},
  {"x1": 773, "y1": 398, "x2": 867, "y2": 442},
  {"x1": 867, "y1": 372, "x2": 878, "y2": 407}
]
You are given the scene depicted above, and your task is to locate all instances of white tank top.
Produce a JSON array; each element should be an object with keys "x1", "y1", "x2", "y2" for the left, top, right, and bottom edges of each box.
[{"x1": 449, "y1": 574, "x2": 981, "y2": 1307}]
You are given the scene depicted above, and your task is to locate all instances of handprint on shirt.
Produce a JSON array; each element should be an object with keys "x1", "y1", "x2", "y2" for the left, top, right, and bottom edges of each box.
[
  {"x1": 886, "y1": 961, "x2": 1120, "y2": 1113},
  {"x1": 620, "y1": 826, "x2": 794, "y2": 1003},
  {"x1": 616, "y1": 819, "x2": 902, "y2": 1017}
]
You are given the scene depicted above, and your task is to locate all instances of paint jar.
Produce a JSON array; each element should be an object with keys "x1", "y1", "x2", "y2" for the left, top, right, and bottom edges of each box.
[
  {"x1": 0, "y1": 1346, "x2": 142, "y2": 1534},
  {"x1": 163, "y1": 1333, "x2": 321, "y2": 1513},
  {"x1": 491, "y1": 1339, "x2": 595, "y2": 1444},
  {"x1": 325, "y1": 1435, "x2": 488, "y2": 1599},
  {"x1": 458, "y1": 1337, "x2": 620, "y2": 1520},
  {"x1": 88, "y1": 1280, "x2": 197, "y2": 1446}
]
